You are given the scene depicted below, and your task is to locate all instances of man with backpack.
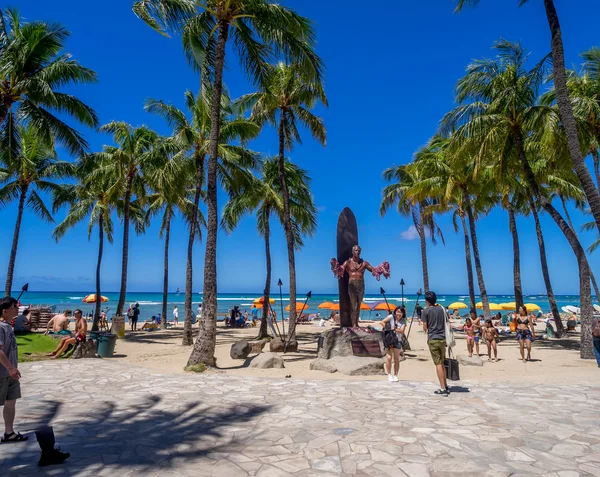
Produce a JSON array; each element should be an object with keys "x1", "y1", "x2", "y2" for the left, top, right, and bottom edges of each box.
[{"x1": 422, "y1": 291, "x2": 449, "y2": 396}]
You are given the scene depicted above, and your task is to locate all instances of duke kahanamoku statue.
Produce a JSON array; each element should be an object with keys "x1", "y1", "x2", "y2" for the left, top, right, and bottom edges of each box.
[{"x1": 331, "y1": 245, "x2": 390, "y2": 327}]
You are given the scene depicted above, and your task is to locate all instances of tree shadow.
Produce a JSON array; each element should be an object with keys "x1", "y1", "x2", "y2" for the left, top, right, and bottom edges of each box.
[{"x1": 0, "y1": 395, "x2": 269, "y2": 475}]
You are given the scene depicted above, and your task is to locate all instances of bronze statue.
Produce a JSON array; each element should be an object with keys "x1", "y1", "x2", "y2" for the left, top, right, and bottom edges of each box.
[{"x1": 331, "y1": 245, "x2": 390, "y2": 327}]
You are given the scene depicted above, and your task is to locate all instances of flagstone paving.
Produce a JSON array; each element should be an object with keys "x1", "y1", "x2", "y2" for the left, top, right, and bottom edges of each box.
[{"x1": 1, "y1": 360, "x2": 599, "y2": 476}]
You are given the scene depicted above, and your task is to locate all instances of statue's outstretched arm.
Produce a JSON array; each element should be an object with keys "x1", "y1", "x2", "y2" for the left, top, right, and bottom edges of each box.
[
  {"x1": 330, "y1": 258, "x2": 345, "y2": 279},
  {"x1": 372, "y1": 261, "x2": 391, "y2": 281}
]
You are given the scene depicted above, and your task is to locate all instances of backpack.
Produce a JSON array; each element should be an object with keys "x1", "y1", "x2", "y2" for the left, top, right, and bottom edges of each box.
[{"x1": 127, "y1": 308, "x2": 134, "y2": 318}]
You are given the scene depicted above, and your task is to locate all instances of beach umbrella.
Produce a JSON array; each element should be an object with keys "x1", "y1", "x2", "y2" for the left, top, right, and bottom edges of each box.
[
  {"x1": 254, "y1": 296, "x2": 275, "y2": 304},
  {"x1": 373, "y1": 302, "x2": 393, "y2": 311},
  {"x1": 360, "y1": 302, "x2": 372, "y2": 310},
  {"x1": 448, "y1": 302, "x2": 468, "y2": 309},
  {"x1": 82, "y1": 294, "x2": 108, "y2": 303},
  {"x1": 252, "y1": 304, "x2": 264, "y2": 309},
  {"x1": 488, "y1": 303, "x2": 504, "y2": 311},
  {"x1": 329, "y1": 304, "x2": 340, "y2": 311},
  {"x1": 285, "y1": 302, "x2": 308, "y2": 312},
  {"x1": 318, "y1": 302, "x2": 335, "y2": 309},
  {"x1": 501, "y1": 302, "x2": 516, "y2": 310},
  {"x1": 524, "y1": 303, "x2": 541, "y2": 311}
]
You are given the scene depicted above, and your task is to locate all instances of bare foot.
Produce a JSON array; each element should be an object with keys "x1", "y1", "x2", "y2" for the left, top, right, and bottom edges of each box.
[
  {"x1": 51, "y1": 355, "x2": 60, "y2": 360},
  {"x1": 45, "y1": 353, "x2": 55, "y2": 357},
  {"x1": 494, "y1": 358, "x2": 498, "y2": 362}
]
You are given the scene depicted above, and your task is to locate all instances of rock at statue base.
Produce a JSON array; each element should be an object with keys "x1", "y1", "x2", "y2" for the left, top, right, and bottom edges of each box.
[
  {"x1": 247, "y1": 352, "x2": 285, "y2": 369},
  {"x1": 458, "y1": 355, "x2": 484, "y2": 367},
  {"x1": 317, "y1": 328, "x2": 384, "y2": 359},
  {"x1": 311, "y1": 356, "x2": 385, "y2": 376},
  {"x1": 269, "y1": 338, "x2": 298, "y2": 353},
  {"x1": 72, "y1": 340, "x2": 98, "y2": 359},
  {"x1": 248, "y1": 339, "x2": 268, "y2": 354},
  {"x1": 230, "y1": 340, "x2": 251, "y2": 359}
]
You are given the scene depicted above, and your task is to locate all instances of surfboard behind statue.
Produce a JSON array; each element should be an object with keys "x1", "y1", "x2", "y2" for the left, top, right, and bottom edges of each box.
[{"x1": 337, "y1": 207, "x2": 358, "y2": 328}]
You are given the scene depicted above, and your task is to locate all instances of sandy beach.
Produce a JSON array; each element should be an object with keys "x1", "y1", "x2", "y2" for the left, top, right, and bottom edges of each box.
[{"x1": 82, "y1": 318, "x2": 600, "y2": 385}]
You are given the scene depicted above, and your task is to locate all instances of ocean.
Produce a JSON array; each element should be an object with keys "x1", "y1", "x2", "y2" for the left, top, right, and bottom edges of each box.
[{"x1": 13, "y1": 291, "x2": 587, "y2": 321}]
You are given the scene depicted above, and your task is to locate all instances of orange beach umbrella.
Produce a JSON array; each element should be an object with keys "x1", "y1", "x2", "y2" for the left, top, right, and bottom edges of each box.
[
  {"x1": 360, "y1": 302, "x2": 372, "y2": 310},
  {"x1": 318, "y1": 302, "x2": 335, "y2": 309},
  {"x1": 285, "y1": 302, "x2": 309, "y2": 312},
  {"x1": 82, "y1": 294, "x2": 108, "y2": 303},
  {"x1": 329, "y1": 304, "x2": 340, "y2": 311},
  {"x1": 373, "y1": 302, "x2": 393, "y2": 311}
]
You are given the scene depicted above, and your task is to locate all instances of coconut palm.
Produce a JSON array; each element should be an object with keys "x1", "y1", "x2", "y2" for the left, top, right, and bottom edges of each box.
[
  {"x1": 222, "y1": 157, "x2": 317, "y2": 340},
  {"x1": 90, "y1": 122, "x2": 158, "y2": 316},
  {"x1": 0, "y1": 124, "x2": 72, "y2": 296},
  {"x1": 0, "y1": 8, "x2": 98, "y2": 156},
  {"x1": 454, "y1": 1, "x2": 600, "y2": 232},
  {"x1": 235, "y1": 62, "x2": 326, "y2": 343},
  {"x1": 134, "y1": 0, "x2": 323, "y2": 366},
  {"x1": 146, "y1": 88, "x2": 259, "y2": 345},
  {"x1": 442, "y1": 40, "x2": 594, "y2": 357},
  {"x1": 380, "y1": 162, "x2": 444, "y2": 293},
  {"x1": 52, "y1": 168, "x2": 116, "y2": 330}
]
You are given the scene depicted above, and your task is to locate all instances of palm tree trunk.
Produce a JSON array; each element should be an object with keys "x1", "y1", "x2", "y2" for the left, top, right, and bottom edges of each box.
[
  {"x1": 418, "y1": 204, "x2": 429, "y2": 291},
  {"x1": 459, "y1": 209, "x2": 476, "y2": 310},
  {"x1": 187, "y1": 22, "x2": 229, "y2": 366},
  {"x1": 514, "y1": 127, "x2": 594, "y2": 358},
  {"x1": 543, "y1": 0, "x2": 600, "y2": 231},
  {"x1": 162, "y1": 212, "x2": 170, "y2": 330},
  {"x1": 93, "y1": 214, "x2": 104, "y2": 332},
  {"x1": 4, "y1": 184, "x2": 27, "y2": 297},
  {"x1": 277, "y1": 113, "x2": 298, "y2": 350},
  {"x1": 592, "y1": 148, "x2": 600, "y2": 194},
  {"x1": 183, "y1": 155, "x2": 204, "y2": 346},
  {"x1": 529, "y1": 198, "x2": 564, "y2": 336},
  {"x1": 258, "y1": 213, "x2": 272, "y2": 340},
  {"x1": 507, "y1": 204, "x2": 524, "y2": 310},
  {"x1": 116, "y1": 175, "x2": 133, "y2": 316},
  {"x1": 463, "y1": 193, "x2": 490, "y2": 318},
  {"x1": 559, "y1": 195, "x2": 575, "y2": 232}
]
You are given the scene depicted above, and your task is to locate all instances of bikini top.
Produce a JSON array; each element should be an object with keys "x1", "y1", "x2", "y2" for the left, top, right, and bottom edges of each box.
[
  {"x1": 465, "y1": 325, "x2": 473, "y2": 332},
  {"x1": 517, "y1": 317, "x2": 529, "y2": 325}
]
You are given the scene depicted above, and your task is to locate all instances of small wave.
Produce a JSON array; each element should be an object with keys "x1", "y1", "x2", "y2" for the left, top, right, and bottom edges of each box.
[{"x1": 68, "y1": 296, "x2": 84, "y2": 300}]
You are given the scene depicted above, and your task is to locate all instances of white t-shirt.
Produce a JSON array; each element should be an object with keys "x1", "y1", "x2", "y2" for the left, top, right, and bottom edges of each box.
[
  {"x1": 173, "y1": 308, "x2": 179, "y2": 318},
  {"x1": 385, "y1": 314, "x2": 407, "y2": 335}
]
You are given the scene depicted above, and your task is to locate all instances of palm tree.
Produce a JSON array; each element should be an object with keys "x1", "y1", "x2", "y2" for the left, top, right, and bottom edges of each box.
[
  {"x1": 380, "y1": 163, "x2": 444, "y2": 292},
  {"x1": 0, "y1": 8, "x2": 98, "y2": 156},
  {"x1": 134, "y1": 0, "x2": 323, "y2": 366},
  {"x1": 454, "y1": 1, "x2": 600, "y2": 232},
  {"x1": 235, "y1": 62, "x2": 326, "y2": 343},
  {"x1": 91, "y1": 122, "x2": 158, "y2": 316},
  {"x1": 222, "y1": 157, "x2": 317, "y2": 339},
  {"x1": 146, "y1": 89, "x2": 259, "y2": 346},
  {"x1": 52, "y1": 168, "x2": 116, "y2": 330},
  {"x1": 0, "y1": 125, "x2": 71, "y2": 296},
  {"x1": 442, "y1": 40, "x2": 595, "y2": 357},
  {"x1": 141, "y1": 147, "x2": 204, "y2": 330}
]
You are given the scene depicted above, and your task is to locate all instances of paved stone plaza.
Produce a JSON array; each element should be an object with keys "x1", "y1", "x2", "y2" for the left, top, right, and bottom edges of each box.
[{"x1": 1, "y1": 360, "x2": 599, "y2": 476}]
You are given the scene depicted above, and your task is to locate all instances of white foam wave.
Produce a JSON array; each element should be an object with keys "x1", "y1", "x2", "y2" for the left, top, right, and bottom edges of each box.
[{"x1": 68, "y1": 296, "x2": 84, "y2": 300}]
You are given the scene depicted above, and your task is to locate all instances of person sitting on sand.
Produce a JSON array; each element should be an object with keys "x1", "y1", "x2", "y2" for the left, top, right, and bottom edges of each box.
[
  {"x1": 45, "y1": 311, "x2": 72, "y2": 335},
  {"x1": 460, "y1": 317, "x2": 477, "y2": 358},
  {"x1": 46, "y1": 310, "x2": 87, "y2": 359},
  {"x1": 484, "y1": 319, "x2": 500, "y2": 361},
  {"x1": 516, "y1": 305, "x2": 536, "y2": 362},
  {"x1": 14, "y1": 309, "x2": 31, "y2": 333}
]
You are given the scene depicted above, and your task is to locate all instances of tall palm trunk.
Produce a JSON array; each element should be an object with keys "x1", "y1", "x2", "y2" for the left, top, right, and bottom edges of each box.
[
  {"x1": 592, "y1": 148, "x2": 600, "y2": 194},
  {"x1": 183, "y1": 155, "x2": 204, "y2": 345},
  {"x1": 507, "y1": 204, "x2": 523, "y2": 310},
  {"x1": 162, "y1": 212, "x2": 171, "y2": 330},
  {"x1": 459, "y1": 209, "x2": 476, "y2": 310},
  {"x1": 93, "y1": 214, "x2": 104, "y2": 332},
  {"x1": 463, "y1": 194, "x2": 490, "y2": 318},
  {"x1": 417, "y1": 204, "x2": 429, "y2": 291},
  {"x1": 514, "y1": 128, "x2": 594, "y2": 358},
  {"x1": 259, "y1": 212, "x2": 272, "y2": 340},
  {"x1": 117, "y1": 175, "x2": 133, "y2": 315},
  {"x1": 529, "y1": 199, "x2": 564, "y2": 336},
  {"x1": 277, "y1": 113, "x2": 298, "y2": 349},
  {"x1": 4, "y1": 184, "x2": 27, "y2": 297},
  {"x1": 559, "y1": 195, "x2": 575, "y2": 231},
  {"x1": 188, "y1": 22, "x2": 229, "y2": 366},
  {"x1": 543, "y1": 0, "x2": 600, "y2": 231}
]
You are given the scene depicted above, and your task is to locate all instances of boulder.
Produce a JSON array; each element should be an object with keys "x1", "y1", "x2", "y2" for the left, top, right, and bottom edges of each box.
[
  {"x1": 72, "y1": 340, "x2": 98, "y2": 359},
  {"x1": 247, "y1": 352, "x2": 285, "y2": 369},
  {"x1": 248, "y1": 339, "x2": 268, "y2": 354},
  {"x1": 230, "y1": 340, "x2": 251, "y2": 359},
  {"x1": 310, "y1": 356, "x2": 385, "y2": 376},
  {"x1": 458, "y1": 355, "x2": 484, "y2": 367},
  {"x1": 317, "y1": 328, "x2": 384, "y2": 359},
  {"x1": 269, "y1": 338, "x2": 298, "y2": 353}
]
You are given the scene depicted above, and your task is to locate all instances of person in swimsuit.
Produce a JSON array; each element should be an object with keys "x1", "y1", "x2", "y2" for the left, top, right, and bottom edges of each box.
[
  {"x1": 484, "y1": 319, "x2": 500, "y2": 361},
  {"x1": 380, "y1": 306, "x2": 407, "y2": 382},
  {"x1": 460, "y1": 317, "x2": 476, "y2": 357},
  {"x1": 46, "y1": 310, "x2": 87, "y2": 359},
  {"x1": 516, "y1": 305, "x2": 536, "y2": 362}
]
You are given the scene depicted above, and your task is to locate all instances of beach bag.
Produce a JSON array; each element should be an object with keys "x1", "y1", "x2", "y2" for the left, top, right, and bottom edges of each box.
[
  {"x1": 401, "y1": 334, "x2": 411, "y2": 351},
  {"x1": 383, "y1": 329, "x2": 399, "y2": 349},
  {"x1": 444, "y1": 348, "x2": 460, "y2": 381},
  {"x1": 443, "y1": 308, "x2": 456, "y2": 348},
  {"x1": 127, "y1": 308, "x2": 134, "y2": 318},
  {"x1": 593, "y1": 319, "x2": 600, "y2": 338}
]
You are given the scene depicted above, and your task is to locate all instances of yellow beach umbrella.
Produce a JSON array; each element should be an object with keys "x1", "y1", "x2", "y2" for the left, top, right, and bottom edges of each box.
[
  {"x1": 449, "y1": 302, "x2": 468, "y2": 309},
  {"x1": 82, "y1": 294, "x2": 109, "y2": 303},
  {"x1": 488, "y1": 303, "x2": 504, "y2": 311},
  {"x1": 318, "y1": 302, "x2": 335, "y2": 309},
  {"x1": 475, "y1": 302, "x2": 483, "y2": 308},
  {"x1": 524, "y1": 303, "x2": 541, "y2": 311},
  {"x1": 501, "y1": 302, "x2": 516, "y2": 310},
  {"x1": 254, "y1": 296, "x2": 275, "y2": 304}
]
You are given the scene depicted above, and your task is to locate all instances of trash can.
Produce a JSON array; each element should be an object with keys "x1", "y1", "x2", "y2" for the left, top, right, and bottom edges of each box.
[
  {"x1": 89, "y1": 331, "x2": 104, "y2": 351},
  {"x1": 97, "y1": 333, "x2": 117, "y2": 358}
]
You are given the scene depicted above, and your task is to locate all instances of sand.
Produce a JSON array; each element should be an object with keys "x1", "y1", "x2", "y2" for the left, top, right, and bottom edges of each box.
[{"x1": 99, "y1": 319, "x2": 600, "y2": 384}]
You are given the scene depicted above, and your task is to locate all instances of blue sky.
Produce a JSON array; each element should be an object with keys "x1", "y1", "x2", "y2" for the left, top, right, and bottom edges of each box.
[{"x1": 3, "y1": 0, "x2": 600, "y2": 296}]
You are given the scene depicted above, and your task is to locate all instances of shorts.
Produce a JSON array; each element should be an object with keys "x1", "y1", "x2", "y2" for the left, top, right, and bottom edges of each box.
[
  {"x1": 474, "y1": 336, "x2": 480, "y2": 344},
  {"x1": 516, "y1": 329, "x2": 533, "y2": 341},
  {"x1": 428, "y1": 339, "x2": 446, "y2": 365},
  {"x1": 0, "y1": 376, "x2": 21, "y2": 405}
]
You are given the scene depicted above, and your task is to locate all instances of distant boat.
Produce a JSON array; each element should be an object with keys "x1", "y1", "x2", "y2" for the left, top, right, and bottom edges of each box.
[{"x1": 176, "y1": 288, "x2": 180, "y2": 294}]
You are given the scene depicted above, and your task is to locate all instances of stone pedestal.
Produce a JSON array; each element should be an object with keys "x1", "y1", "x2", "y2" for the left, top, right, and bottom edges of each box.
[{"x1": 317, "y1": 328, "x2": 384, "y2": 359}]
